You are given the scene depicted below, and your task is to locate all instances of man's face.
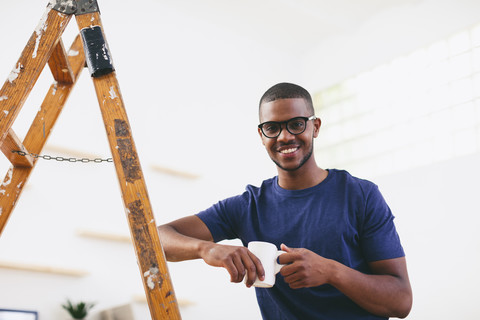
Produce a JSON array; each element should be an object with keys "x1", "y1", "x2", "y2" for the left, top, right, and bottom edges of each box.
[{"x1": 258, "y1": 98, "x2": 320, "y2": 172}]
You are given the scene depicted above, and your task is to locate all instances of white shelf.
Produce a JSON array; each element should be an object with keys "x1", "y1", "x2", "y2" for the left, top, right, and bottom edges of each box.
[
  {"x1": 76, "y1": 228, "x2": 132, "y2": 243},
  {"x1": 0, "y1": 260, "x2": 89, "y2": 277}
]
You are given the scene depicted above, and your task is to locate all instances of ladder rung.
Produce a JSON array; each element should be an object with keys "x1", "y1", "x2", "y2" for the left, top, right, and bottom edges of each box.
[
  {"x1": 48, "y1": 38, "x2": 75, "y2": 84},
  {"x1": 0, "y1": 128, "x2": 34, "y2": 167}
]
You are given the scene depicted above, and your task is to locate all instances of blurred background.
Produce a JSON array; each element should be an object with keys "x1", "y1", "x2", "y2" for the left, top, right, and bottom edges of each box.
[{"x1": 1, "y1": 0, "x2": 480, "y2": 318}]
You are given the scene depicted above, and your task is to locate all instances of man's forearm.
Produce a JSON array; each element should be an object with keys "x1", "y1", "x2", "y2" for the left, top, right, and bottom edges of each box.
[
  {"x1": 328, "y1": 259, "x2": 412, "y2": 318},
  {"x1": 157, "y1": 225, "x2": 210, "y2": 262}
]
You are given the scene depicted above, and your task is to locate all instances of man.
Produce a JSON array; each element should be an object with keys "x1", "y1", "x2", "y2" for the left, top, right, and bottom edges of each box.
[{"x1": 157, "y1": 83, "x2": 412, "y2": 319}]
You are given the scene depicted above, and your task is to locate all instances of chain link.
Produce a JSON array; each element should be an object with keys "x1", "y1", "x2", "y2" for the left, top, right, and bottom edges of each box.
[{"x1": 12, "y1": 150, "x2": 113, "y2": 163}]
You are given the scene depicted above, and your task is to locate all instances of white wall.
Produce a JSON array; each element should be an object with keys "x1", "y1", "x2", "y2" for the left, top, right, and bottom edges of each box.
[
  {"x1": 1, "y1": 0, "x2": 480, "y2": 319},
  {"x1": 302, "y1": 0, "x2": 480, "y2": 91}
]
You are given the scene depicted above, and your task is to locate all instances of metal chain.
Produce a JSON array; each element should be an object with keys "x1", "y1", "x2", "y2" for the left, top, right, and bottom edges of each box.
[{"x1": 12, "y1": 150, "x2": 113, "y2": 163}]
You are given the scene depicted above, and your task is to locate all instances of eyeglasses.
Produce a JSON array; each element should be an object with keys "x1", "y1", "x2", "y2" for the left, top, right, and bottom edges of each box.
[{"x1": 258, "y1": 116, "x2": 316, "y2": 138}]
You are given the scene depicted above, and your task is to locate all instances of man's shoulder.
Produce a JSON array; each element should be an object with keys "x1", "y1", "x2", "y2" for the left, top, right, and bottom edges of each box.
[
  {"x1": 328, "y1": 169, "x2": 378, "y2": 193},
  {"x1": 245, "y1": 176, "x2": 277, "y2": 192}
]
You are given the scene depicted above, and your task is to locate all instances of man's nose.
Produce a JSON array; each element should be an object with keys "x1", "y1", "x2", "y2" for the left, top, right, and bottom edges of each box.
[{"x1": 277, "y1": 125, "x2": 295, "y2": 141}]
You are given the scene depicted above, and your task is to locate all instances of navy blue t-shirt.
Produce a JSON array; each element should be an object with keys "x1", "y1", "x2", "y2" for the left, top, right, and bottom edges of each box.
[{"x1": 196, "y1": 169, "x2": 405, "y2": 320}]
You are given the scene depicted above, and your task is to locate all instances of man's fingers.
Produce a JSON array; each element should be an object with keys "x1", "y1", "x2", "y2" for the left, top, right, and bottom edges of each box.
[
  {"x1": 231, "y1": 254, "x2": 246, "y2": 282},
  {"x1": 278, "y1": 245, "x2": 304, "y2": 265},
  {"x1": 280, "y1": 243, "x2": 291, "y2": 252},
  {"x1": 282, "y1": 267, "x2": 300, "y2": 282},
  {"x1": 223, "y1": 259, "x2": 240, "y2": 282},
  {"x1": 286, "y1": 278, "x2": 306, "y2": 289},
  {"x1": 281, "y1": 264, "x2": 308, "y2": 289},
  {"x1": 212, "y1": 245, "x2": 268, "y2": 287},
  {"x1": 242, "y1": 252, "x2": 264, "y2": 287},
  {"x1": 278, "y1": 252, "x2": 297, "y2": 265},
  {"x1": 248, "y1": 251, "x2": 265, "y2": 280},
  {"x1": 243, "y1": 261, "x2": 257, "y2": 287},
  {"x1": 279, "y1": 262, "x2": 297, "y2": 277}
]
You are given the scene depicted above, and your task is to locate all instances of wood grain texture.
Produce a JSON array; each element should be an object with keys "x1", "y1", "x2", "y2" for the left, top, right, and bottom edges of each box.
[
  {"x1": 76, "y1": 12, "x2": 182, "y2": 320},
  {"x1": 0, "y1": 7, "x2": 71, "y2": 147},
  {"x1": 132, "y1": 294, "x2": 195, "y2": 308},
  {"x1": 0, "y1": 34, "x2": 86, "y2": 236},
  {"x1": 48, "y1": 38, "x2": 75, "y2": 83},
  {"x1": 0, "y1": 128, "x2": 34, "y2": 167}
]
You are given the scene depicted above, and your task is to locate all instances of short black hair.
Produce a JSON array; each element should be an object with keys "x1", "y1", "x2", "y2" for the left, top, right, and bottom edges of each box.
[{"x1": 259, "y1": 82, "x2": 314, "y2": 116}]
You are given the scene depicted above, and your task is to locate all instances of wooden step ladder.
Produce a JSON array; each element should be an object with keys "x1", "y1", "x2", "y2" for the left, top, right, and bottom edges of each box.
[{"x1": 0, "y1": 1, "x2": 181, "y2": 318}]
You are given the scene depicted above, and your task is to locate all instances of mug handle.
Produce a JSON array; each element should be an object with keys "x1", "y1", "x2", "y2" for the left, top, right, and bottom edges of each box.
[{"x1": 274, "y1": 250, "x2": 287, "y2": 274}]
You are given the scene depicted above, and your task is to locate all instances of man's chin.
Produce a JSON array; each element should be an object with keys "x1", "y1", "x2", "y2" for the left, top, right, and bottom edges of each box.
[
  {"x1": 271, "y1": 149, "x2": 313, "y2": 172},
  {"x1": 273, "y1": 159, "x2": 302, "y2": 172}
]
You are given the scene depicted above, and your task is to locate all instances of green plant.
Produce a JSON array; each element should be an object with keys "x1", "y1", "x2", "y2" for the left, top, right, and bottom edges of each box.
[{"x1": 62, "y1": 299, "x2": 95, "y2": 319}]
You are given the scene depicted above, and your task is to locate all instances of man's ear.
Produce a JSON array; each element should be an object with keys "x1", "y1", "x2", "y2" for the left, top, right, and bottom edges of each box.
[
  {"x1": 258, "y1": 127, "x2": 266, "y2": 145},
  {"x1": 313, "y1": 117, "x2": 321, "y2": 138}
]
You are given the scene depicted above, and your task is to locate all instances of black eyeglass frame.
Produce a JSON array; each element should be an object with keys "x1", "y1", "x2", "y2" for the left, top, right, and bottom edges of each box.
[{"x1": 258, "y1": 115, "x2": 317, "y2": 138}]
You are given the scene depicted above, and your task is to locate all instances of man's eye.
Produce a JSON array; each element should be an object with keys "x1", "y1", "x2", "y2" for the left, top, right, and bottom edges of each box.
[
  {"x1": 289, "y1": 120, "x2": 305, "y2": 130},
  {"x1": 264, "y1": 123, "x2": 279, "y2": 133}
]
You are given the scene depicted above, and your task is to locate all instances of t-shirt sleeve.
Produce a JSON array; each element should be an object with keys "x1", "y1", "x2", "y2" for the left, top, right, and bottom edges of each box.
[
  {"x1": 196, "y1": 193, "x2": 247, "y2": 243},
  {"x1": 361, "y1": 184, "x2": 405, "y2": 262}
]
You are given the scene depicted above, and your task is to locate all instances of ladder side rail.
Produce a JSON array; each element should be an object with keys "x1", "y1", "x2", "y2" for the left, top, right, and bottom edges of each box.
[
  {"x1": 2, "y1": 36, "x2": 76, "y2": 167},
  {"x1": 0, "y1": 35, "x2": 86, "y2": 237},
  {"x1": 75, "y1": 12, "x2": 182, "y2": 320},
  {"x1": 0, "y1": 6, "x2": 71, "y2": 147}
]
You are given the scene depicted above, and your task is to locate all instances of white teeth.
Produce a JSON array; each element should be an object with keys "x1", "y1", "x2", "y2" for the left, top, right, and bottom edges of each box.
[{"x1": 280, "y1": 148, "x2": 297, "y2": 154}]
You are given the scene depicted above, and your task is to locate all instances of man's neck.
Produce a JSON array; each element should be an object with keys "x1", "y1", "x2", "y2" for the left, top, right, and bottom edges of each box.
[{"x1": 277, "y1": 163, "x2": 328, "y2": 190}]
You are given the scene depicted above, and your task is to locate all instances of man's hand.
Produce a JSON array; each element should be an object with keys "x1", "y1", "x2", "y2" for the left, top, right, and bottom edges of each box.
[
  {"x1": 278, "y1": 243, "x2": 333, "y2": 289},
  {"x1": 278, "y1": 243, "x2": 412, "y2": 318},
  {"x1": 158, "y1": 216, "x2": 265, "y2": 288},
  {"x1": 199, "y1": 242, "x2": 265, "y2": 287}
]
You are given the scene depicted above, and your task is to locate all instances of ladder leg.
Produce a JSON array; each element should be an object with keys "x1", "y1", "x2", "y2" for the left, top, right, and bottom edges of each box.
[
  {"x1": 75, "y1": 13, "x2": 182, "y2": 320},
  {"x1": 0, "y1": 35, "x2": 86, "y2": 237}
]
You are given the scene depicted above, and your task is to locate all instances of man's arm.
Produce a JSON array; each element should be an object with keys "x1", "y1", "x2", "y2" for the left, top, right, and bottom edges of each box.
[
  {"x1": 157, "y1": 215, "x2": 265, "y2": 286},
  {"x1": 279, "y1": 244, "x2": 412, "y2": 318}
]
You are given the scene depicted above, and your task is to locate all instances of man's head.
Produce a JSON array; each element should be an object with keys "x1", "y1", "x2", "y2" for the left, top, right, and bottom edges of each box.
[
  {"x1": 258, "y1": 83, "x2": 320, "y2": 172},
  {"x1": 259, "y1": 82, "x2": 314, "y2": 118}
]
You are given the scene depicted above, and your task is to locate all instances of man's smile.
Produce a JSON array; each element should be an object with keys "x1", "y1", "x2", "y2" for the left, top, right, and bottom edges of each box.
[
  {"x1": 279, "y1": 147, "x2": 299, "y2": 154},
  {"x1": 276, "y1": 144, "x2": 300, "y2": 155}
]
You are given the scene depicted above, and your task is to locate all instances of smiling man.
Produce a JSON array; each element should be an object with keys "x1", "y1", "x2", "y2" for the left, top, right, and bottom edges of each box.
[{"x1": 157, "y1": 83, "x2": 412, "y2": 319}]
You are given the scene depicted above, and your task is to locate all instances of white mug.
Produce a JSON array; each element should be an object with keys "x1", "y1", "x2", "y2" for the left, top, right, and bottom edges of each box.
[{"x1": 247, "y1": 241, "x2": 286, "y2": 288}]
